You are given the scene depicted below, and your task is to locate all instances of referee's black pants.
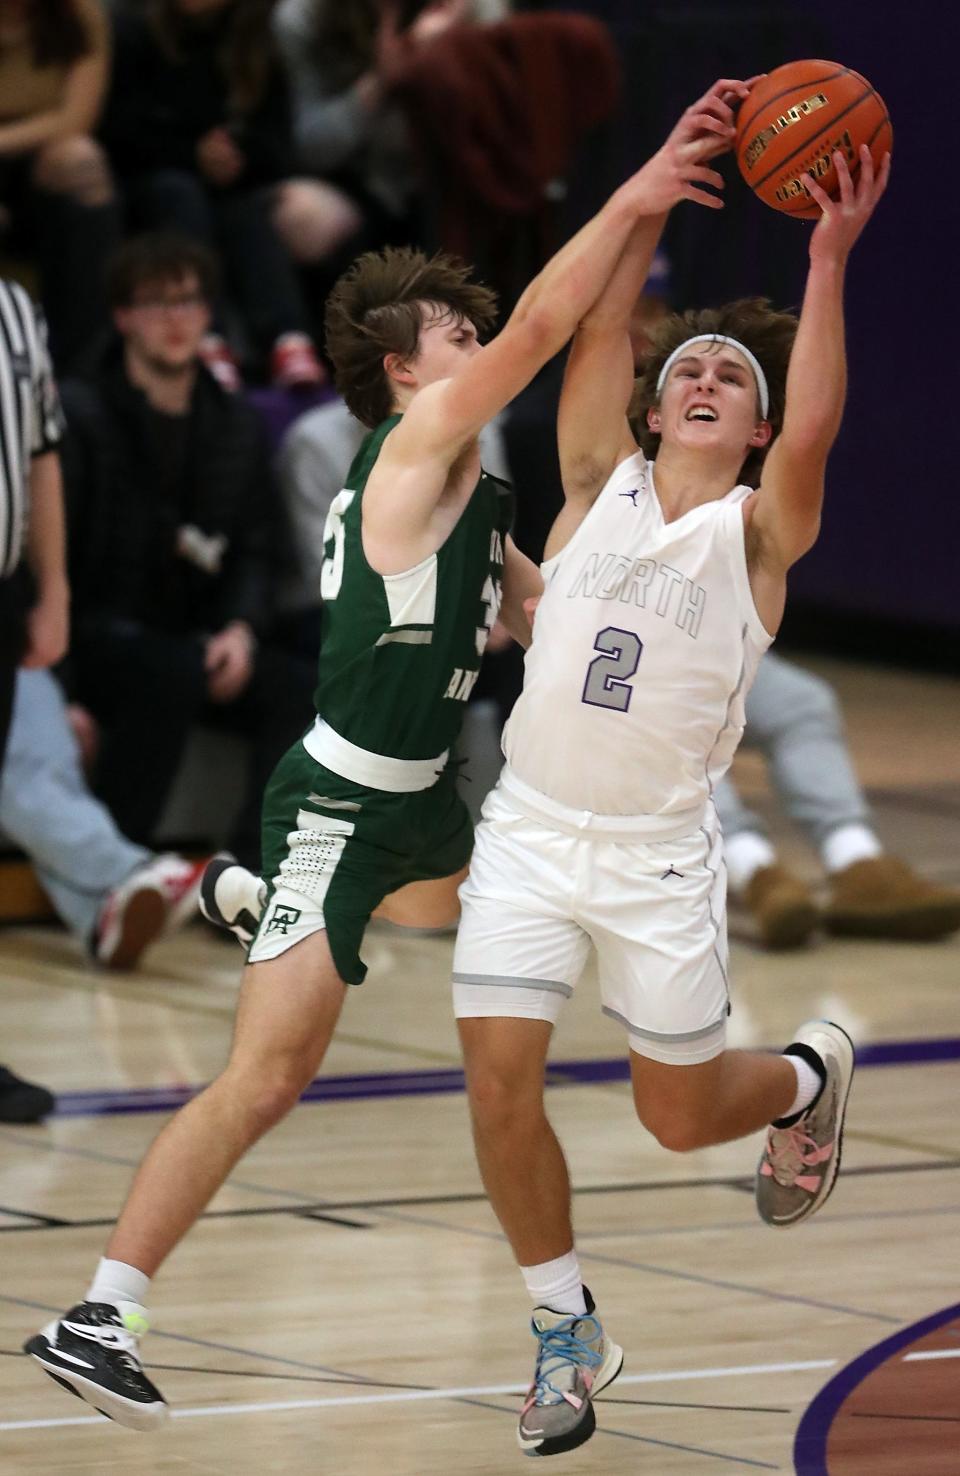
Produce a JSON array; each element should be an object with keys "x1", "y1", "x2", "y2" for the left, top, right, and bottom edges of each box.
[{"x1": 74, "y1": 622, "x2": 316, "y2": 871}]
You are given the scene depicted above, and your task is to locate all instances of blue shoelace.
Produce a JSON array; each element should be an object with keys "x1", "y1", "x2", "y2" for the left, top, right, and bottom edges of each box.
[{"x1": 531, "y1": 1315, "x2": 603, "y2": 1405}]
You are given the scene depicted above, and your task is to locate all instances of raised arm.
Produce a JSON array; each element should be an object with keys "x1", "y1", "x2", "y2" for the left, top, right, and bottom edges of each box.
[
  {"x1": 556, "y1": 79, "x2": 753, "y2": 509},
  {"x1": 387, "y1": 81, "x2": 750, "y2": 478},
  {"x1": 750, "y1": 144, "x2": 891, "y2": 572}
]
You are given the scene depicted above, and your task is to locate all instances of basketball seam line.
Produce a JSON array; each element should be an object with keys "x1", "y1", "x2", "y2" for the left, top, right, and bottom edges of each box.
[
  {"x1": 779, "y1": 115, "x2": 890, "y2": 217},
  {"x1": 751, "y1": 88, "x2": 880, "y2": 194},
  {"x1": 736, "y1": 67, "x2": 849, "y2": 145}
]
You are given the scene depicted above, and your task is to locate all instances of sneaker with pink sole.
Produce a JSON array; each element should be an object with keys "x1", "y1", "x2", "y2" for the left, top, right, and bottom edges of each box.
[{"x1": 756, "y1": 1020, "x2": 855, "y2": 1228}]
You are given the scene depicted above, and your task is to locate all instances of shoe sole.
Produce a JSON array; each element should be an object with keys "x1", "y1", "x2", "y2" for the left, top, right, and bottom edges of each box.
[
  {"x1": 100, "y1": 889, "x2": 167, "y2": 971},
  {"x1": 760, "y1": 899, "x2": 819, "y2": 950},
  {"x1": 24, "y1": 1338, "x2": 169, "y2": 1431},
  {"x1": 826, "y1": 902, "x2": 960, "y2": 941},
  {"x1": 518, "y1": 1341, "x2": 624, "y2": 1458},
  {"x1": 761, "y1": 1022, "x2": 855, "y2": 1229}
]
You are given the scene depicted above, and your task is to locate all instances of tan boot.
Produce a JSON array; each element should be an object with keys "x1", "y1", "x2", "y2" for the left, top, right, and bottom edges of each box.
[
  {"x1": 825, "y1": 856, "x2": 960, "y2": 940},
  {"x1": 742, "y1": 864, "x2": 818, "y2": 950}
]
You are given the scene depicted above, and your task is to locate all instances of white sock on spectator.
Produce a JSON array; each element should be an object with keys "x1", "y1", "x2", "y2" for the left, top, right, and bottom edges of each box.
[
  {"x1": 822, "y1": 824, "x2": 883, "y2": 874},
  {"x1": 725, "y1": 831, "x2": 777, "y2": 893}
]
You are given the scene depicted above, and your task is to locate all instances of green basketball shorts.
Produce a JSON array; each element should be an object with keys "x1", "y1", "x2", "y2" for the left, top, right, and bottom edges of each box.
[{"x1": 248, "y1": 739, "x2": 473, "y2": 985}]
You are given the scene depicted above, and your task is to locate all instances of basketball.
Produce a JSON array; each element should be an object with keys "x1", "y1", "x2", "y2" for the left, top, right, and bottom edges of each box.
[{"x1": 735, "y1": 60, "x2": 893, "y2": 218}]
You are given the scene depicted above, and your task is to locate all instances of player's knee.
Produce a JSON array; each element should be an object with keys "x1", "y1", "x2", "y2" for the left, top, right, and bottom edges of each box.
[
  {"x1": 468, "y1": 1065, "x2": 541, "y2": 1137},
  {"x1": 238, "y1": 1062, "x2": 312, "y2": 1134},
  {"x1": 637, "y1": 1100, "x2": 710, "y2": 1153}
]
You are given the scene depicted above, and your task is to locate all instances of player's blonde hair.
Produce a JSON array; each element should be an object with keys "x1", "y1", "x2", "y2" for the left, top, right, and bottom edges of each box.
[
  {"x1": 630, "y1": 298, "x2": 798, "y2": 486},
  {"x1": 324, "y1": 246, "x2": 499, "y2": 428}
]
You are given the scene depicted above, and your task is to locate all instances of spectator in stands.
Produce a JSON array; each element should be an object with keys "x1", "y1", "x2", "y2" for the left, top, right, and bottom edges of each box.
[
  {"x1": 273, "y1": 0, "x2": 510, "y2": 249},
  {"x1": 717, "y1": 653, "x2": 960, "y2": 948},
  {"x1": 100, "y1": 0, "x2": 354, "y2": 388},
  {"x1": 0, "y1": 276, "x2": 66, "y2": 1124},
  {"x1": 0, "y1": 0, "x2": 119, "y2": 370},
  {"x1": 1, "y1": 669, "x2": 208, "y2": 969},
  {"x1": 61, "y1": 232, "x2": 316, "y2": 870}
]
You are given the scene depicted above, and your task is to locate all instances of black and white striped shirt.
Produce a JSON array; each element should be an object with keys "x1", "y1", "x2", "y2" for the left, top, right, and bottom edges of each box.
[{"x1": 0, "y1": 279, "x2": 65, "y2": 579}]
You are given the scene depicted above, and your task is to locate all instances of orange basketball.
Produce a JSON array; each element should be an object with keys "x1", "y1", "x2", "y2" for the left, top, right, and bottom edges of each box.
[{"x1": 735, "y1": 60, "x2": 893, "y2": 218}]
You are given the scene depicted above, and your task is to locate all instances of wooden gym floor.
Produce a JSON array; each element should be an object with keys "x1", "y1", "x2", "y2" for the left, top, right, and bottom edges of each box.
[{"x1": 0, "y1": 656, "x2": 958, "y2": 1474}]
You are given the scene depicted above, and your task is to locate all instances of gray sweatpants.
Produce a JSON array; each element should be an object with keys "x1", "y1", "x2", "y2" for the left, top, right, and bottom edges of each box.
[
  {"x1": 714, "y1": 652, "x2": 872, "y2": 851},
  {"x1": 0, "y1": 669, "x2": 149, "y2": 943}
]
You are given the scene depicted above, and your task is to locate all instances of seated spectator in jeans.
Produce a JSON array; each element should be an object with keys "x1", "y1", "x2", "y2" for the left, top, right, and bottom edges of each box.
[
  {"x1": 717, "y1": 652, "x2": 960, "y2": 949},
  {"x1": 0, "y1": 0, "x2": 119, "y2": 370},
  {"x1": 61, "y1": 232, "x2": 317, "y2": 870},
  {"x1": 1, "y1": 668, "x2": 207, "y2": 969},
  {"x1": 99, "y1": 0, "x2": 362, "y2": 389}
]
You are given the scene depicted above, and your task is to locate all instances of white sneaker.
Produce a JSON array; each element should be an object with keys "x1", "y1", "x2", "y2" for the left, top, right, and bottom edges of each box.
[
  {"x1": 94, "y1": 868, "x2": 168, "y2": 970},
  {"x1": 199, "y1": 854, "x2": 266, "y2": 947}
]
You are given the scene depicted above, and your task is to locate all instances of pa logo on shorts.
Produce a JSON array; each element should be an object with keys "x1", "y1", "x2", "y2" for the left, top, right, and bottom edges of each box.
[{"x1": 264, "y1": 903, "x2": 303, "y2": 936}]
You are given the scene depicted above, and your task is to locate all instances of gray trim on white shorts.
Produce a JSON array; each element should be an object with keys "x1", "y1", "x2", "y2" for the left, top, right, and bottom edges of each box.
[
  {"x1": 452, "y1": 971, "x2": 574, "y2": 998},
  {"x1": 601, "y1": 1004, "x2": 728, "y2": 1044}
]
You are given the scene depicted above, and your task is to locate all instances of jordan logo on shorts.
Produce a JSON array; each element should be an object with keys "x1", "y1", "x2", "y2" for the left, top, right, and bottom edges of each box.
[
  {"x1": 661, "y1": 866, "x2": 685, "y2": 880},
  {"x1": 264, "y1": 903, "x2": 302, "y2": 935}
]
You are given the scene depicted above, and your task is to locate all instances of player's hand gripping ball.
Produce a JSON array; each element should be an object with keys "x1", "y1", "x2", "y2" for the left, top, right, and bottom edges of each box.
[{"x1": 735, "y1": 60, "x2": 892, "y2": 217}]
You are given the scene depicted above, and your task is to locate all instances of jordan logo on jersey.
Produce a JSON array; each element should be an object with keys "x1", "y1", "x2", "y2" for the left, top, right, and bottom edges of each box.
[{"x1": 618, "y1": 489, "x2": 640, "y2": 506}]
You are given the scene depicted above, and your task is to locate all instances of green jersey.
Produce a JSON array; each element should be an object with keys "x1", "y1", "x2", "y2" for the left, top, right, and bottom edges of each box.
[{"x1": 313, "y1": 413, "x2": 513, "y2": 761}]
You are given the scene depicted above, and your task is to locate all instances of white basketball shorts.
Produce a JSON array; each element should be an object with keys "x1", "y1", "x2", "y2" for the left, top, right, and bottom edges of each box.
[{"x1": 452, "y1": 779, "x2": 729, "y2": 1064}]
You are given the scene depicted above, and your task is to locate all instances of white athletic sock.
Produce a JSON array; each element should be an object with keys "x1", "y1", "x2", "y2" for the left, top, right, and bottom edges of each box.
[
  {"x1": 822, "y1": 824, "x2": 883, "y2": 874},
  {"x1": 779, "y1": 1055, "x2": 823, "y2": 1123},
  {"x1": 519, "y1": 1250, "x2": 586, "y2": 1315},
  {"x1": 725, "y1": 831, "x2": 777, "y2": 893},
  {"x1": 86, "y1": 1257, "x2": 152, "y2": 1311}
]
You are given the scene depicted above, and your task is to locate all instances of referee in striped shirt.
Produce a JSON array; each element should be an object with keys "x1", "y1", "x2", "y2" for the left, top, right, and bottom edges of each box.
[{"x1": 0, "y1": 276, "x2": 67, "y2": 1125}]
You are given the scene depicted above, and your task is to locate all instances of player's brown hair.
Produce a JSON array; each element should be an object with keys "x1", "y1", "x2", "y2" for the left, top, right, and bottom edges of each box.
[
  {"x1": 324, "y1": 246, "x2": 499, "y2": 428},
  {"x1": 630, "y1": 298, "x2": 798, "y2": 487}
]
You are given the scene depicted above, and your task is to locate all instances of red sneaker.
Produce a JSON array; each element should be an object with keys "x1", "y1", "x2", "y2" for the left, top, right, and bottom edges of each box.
[
  {"x1": 147, "y1": 854, "x2": 210, "y2": 933},
  {"x1": 269, "y1": 332, "x2": 326, "y2": 388}
]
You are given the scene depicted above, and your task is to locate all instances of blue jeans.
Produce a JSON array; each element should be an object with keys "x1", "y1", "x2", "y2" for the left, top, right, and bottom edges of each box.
[
  {"x1": 0, "y1": 669, "x2": 149, "y2": 944},
  {"x1": 714, "y1": 652, "x2": 871, "y2": 851}
]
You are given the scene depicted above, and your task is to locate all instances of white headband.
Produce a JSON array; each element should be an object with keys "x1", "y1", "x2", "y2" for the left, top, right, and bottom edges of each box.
[{"x1": 655, "y1": 334, "x2": 769, "y2": 420}]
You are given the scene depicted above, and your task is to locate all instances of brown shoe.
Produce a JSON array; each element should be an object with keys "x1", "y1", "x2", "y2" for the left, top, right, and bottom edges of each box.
[
  {"x1": 825, "y1": 856, "x2": 960, "y2": 941},
  {"x1": 742, "y1": 864, "x2": 818, "y2": 950}
]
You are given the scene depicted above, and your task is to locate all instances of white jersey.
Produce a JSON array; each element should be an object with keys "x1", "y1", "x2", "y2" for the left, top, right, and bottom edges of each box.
[{"x1": 502, "y1": 449, "x2": 772, "y2": 830}]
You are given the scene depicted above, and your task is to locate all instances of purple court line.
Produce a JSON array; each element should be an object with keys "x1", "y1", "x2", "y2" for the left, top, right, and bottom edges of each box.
[
  {"x1": 45, "y1": 1036, "x2": 960, "y2": 1119},
  {"x1": 793, "y1": 1301, "x2": 960, "y2": 1475}
]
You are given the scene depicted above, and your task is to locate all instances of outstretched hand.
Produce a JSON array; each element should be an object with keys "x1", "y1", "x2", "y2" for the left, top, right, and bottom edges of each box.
[
  {"x1": 804, "y1": 144, "x2": 891, "y2": 263},
  {"x1": 639, "y1": 76, "x2": 760, "y2": 213}
]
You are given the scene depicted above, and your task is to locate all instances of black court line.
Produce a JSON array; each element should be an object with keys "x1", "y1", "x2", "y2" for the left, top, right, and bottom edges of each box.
[
  {"x1": 850, "y1": 1411, "x2": 960, "y2": 1423},
  {"x1": 1, "y1": 1299, "x2": 777, "y2": 1466},
  {"x1": 0, "y1": 1204, "x2": 69, "y2": 1227},
  {"x1": 3, "y1": 1155, "x2": 957, "y2": 1235}
]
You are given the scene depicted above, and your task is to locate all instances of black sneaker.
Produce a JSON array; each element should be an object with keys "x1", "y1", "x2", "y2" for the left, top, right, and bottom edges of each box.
[
  {"x1": 0, "y1": 1065, "x2": 54, "y2": 1123},
  {"x1": 199, "y1": 854, "x2": 265, "y2": 947},
  {"x1": 24, "y1": 1300, "x2": 168, "y2": 1430}
]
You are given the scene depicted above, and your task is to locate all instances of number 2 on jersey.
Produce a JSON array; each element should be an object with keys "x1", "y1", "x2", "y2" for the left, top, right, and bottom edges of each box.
[{"x1": 582, "y1": 626, "x2": 643, "y2": 712}]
